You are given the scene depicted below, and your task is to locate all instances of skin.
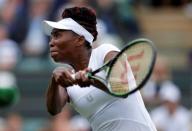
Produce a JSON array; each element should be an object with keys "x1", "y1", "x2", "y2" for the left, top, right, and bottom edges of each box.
[{"x1": 46, "y1": 28, "x2": 118, "y2": 115}]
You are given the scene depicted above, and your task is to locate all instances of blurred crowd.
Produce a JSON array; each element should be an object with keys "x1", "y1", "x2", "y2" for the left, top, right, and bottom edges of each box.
[
  {"x1": 0, "y1": 0, "x2": 192, "y2": 131},
  {"x1": 0, "y1": 106, "x2": 92, "y2": 131},
  {"x1": 142, "y1": 56, "x2": 192, "y2": 131}
]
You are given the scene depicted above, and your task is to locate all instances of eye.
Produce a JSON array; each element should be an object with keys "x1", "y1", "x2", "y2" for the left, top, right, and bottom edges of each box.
[
  {"x1": 54, "y1": 32, "x2": 59, "y2": 38},
  {"x1": 51, "y1": 32, "x2": 61, "y2": 39}
]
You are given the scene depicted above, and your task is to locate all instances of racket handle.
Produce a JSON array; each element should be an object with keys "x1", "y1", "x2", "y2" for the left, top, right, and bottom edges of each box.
[{"x1": 86, "y1": 72, "x2": 93, "y2": 79}]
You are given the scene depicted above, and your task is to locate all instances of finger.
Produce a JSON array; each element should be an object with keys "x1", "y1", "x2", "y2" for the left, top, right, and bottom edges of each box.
[
  {"x1": 85, "y1": 67, "x2": 92, "y2": 72},
  {"x1": 76, "y1": 71, "x2": 86, "y2": 82},
  {"x1": 52, "y1": 73, "x2": 61, "y2": 83},
  {"x1": 80, "y1": 71, "x2": 88, "y2": 82},
  {"x1": 71, "y1": 74, "x2": 76, "y2": 80},
  {"x1": 74, "y1": 71, "x2": 84, "y2": 85},
  {"x1": 62, "y1": 70, "x2": 74, "y2": 81},
  {"x1": 69, "y1": 68, "x2": 75, "y2": 74},
  {"x1": 74, "y1": 72, "x2": 82, "y2": 85},
  {"x1": 57, "y1": 70, "x2": 75, "y2": 86},
  {"x1": 58, "y1": 76, "x2": 74, "y2": 87},
  {"x1": 75, "y1": 72, "x2": 81, "y2": 80},
  {"x1": 75, "y1": 71, "x2": 91, "y2": 87}
]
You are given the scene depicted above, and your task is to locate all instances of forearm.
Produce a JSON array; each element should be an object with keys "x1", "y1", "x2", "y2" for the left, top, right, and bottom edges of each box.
[{"x1": 46, "y1": 77, "x2": 69, "y2": 115}]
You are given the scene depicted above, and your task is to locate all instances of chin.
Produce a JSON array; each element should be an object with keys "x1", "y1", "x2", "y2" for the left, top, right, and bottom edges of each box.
[
  {"x1": 53, "y1": 58, "x2": 61, "y2": 63},
  {"x1": 50, "y1": 55, "x2": 60, "y2": 62},
  {"x1": 52, "y1": 58, "x2": 59, "y2": 62}
]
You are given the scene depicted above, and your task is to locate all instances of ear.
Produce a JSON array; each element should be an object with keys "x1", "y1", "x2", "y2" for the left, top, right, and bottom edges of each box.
[{"x1": 75, "y1": 36, "x2": 86, "y2": 47}]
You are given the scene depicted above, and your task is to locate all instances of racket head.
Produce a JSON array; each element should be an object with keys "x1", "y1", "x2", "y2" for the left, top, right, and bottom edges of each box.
[{"x1": 106, "y1": 38, "x2": 157, "y2": 97}]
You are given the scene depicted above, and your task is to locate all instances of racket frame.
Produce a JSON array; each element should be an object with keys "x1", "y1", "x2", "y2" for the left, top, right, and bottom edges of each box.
[{"x1": 88, "y1": 38, "x2": 157, "y2": 97}]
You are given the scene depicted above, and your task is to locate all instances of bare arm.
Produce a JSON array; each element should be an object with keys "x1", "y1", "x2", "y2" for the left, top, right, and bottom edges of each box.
[
  {"x1": 46, "y1": 67, "x2": 74, "y2": 116},
  {"x1": 46, "y1": 77, "x2": 69, "y2": 115},
  {"x1": 104, "y1": 51, "x2": 119, "y2": 63},
  {"x1": 94, "y1": 51, "x2": 119, "y2": 92}
]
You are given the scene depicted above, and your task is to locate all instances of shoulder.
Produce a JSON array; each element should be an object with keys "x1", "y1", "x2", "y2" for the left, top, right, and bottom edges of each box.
[
  {"x1": 90, "y1": 43, "x2": 120, "y2": 68},
  {"x1": 92, "y1": 43, "x2": 119, "y2": 59},
  {"x1": 93, "y1": 43, "x2": 120, "y2": 52},
  {"x1": 92, "y1": 43, "x2": 120, "y2": 57}
]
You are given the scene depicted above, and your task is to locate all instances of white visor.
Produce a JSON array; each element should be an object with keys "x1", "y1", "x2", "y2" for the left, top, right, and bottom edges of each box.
[{"x1": 43, "y1": 18, "x2": 94, "y2": 45}]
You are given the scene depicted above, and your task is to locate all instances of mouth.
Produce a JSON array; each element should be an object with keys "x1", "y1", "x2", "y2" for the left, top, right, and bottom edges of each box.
[
  {"x1": 50, "y1": 52, "x2": 60, "y2": 62},
  {"x1": 49, "y1": 47, "x2": 60, "y2": 61},
  {"x1": 50, "y1": 51, "x2": 59, "y2": 57},
  {"x1": 50, "y1": 47, "x2": 57, "y2": 52},
  {"x1": 50, "y1": 47, "x2": 58, "y2": 54}
]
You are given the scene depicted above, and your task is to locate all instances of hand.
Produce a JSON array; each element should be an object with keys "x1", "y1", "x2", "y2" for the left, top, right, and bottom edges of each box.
[
  {"x1": 74, "y1": 68, "x2": 94, "y2": 87},
  {"x1": 52, "y1": 66, "x2": 76, "y2": 88}
]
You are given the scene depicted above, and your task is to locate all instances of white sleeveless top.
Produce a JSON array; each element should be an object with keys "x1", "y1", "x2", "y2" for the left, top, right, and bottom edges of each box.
[{"x1": 67, "y1": 44, "x2": 157, "y2": 131}]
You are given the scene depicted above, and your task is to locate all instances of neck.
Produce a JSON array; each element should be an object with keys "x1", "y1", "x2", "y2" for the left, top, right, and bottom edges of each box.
[{"x1": 70, "y1": 46, "x2": 91, "y2": 71}]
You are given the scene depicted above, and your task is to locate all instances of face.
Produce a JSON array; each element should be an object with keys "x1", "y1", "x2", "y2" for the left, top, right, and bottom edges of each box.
[{"x1": 49, "y1": 29, "x2": 78, "y2": 63}]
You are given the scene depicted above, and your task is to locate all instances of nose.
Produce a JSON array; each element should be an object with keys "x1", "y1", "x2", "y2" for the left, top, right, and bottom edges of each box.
[
  {"x1": 49, "y1": 38, "x2": 54, "y2": 47},
  {"x1": 49, "y1": 42, "x2": 54, "y2": 47}
]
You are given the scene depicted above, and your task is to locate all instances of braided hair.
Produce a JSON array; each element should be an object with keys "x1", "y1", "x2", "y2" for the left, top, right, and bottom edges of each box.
[{"x1": 62, "y1": 7, "x2": 98, "y2": 46}]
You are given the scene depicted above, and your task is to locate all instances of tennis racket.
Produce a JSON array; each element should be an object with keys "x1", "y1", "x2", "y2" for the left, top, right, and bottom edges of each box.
[{"x1": 87, "y1": 38, "x2": 157, "y2": 97}]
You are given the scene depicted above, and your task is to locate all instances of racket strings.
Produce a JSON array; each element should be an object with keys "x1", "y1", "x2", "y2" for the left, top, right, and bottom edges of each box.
[
  {"x1": 110, "y1": 81, "x2": 129, "y2": 93},
  {"x1": 108, "y1": 42, "x2": 155, "y2": 95}
]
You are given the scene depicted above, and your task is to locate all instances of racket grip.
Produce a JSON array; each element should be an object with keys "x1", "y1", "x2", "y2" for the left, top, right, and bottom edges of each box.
[{"x1": 86, "y1": 72, "x2": 93, "y2": 79}]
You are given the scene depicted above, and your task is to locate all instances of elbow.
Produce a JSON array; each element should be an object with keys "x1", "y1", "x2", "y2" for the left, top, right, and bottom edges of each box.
[
  {"x1": 48, "y1": 110, "x2": 59, "y2": 116},
  {"x1": 46, "y1": 100, "x2": 62, "y2": 116},
  {"x1": 47, "y1": 107, "x2": 61, "y2": 116}
]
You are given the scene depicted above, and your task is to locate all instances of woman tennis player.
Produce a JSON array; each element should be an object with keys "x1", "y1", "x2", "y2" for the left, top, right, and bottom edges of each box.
[{"x1": 43, "y1": 6, "x2": 157, "y2": 131}]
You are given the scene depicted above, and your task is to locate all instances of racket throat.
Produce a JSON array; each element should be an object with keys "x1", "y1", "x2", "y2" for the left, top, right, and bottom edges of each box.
[
  {"x1": 88, "y1": 75, "x2": 112, "y2": 93},
  {"x1": 91, "y1": 60, "x2": 112, "y2": 75}
]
